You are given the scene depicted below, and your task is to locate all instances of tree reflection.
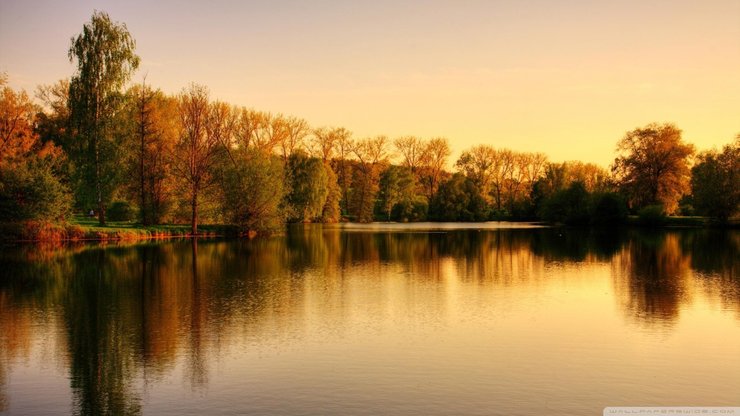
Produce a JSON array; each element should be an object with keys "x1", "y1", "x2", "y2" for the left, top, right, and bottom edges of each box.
[
  {"x1": 612, "y1": 231, "x2": 692, "y2": 326},
  {"x1": 64, "y1": 248, "x2": 143, "y2": 415},
  {"x1": 0, "y1": 227, "x2": 738, "y2": 413}
]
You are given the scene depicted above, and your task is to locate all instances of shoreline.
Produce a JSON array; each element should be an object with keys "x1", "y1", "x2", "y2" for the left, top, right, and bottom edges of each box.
[{"x1": 2, "y1": 216, "x2": 737, "y2": 245}]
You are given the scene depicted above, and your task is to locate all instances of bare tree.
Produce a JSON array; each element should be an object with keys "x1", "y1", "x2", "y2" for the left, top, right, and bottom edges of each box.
[
  {"x1": 394, "y1": 136, "x2": 425, "y2": 173},
  {"x1": 277, "y1": 116, "x2": 309, "y2": 162},
  {"x1": 419, "y1": 137, "x2": 451, "y2": 199},
  {"x1": 310, "y1": 126, "x2": 350, "y2": 162},
  {"x1": 172, "y1": 84, "x2": 226, "y2": 234},
  {"x1": 350, "y1": 136, "x2": 390, "y2": 222},
  {"x1": 334, "y1": 131, "x2": 355, "y2": 215}
]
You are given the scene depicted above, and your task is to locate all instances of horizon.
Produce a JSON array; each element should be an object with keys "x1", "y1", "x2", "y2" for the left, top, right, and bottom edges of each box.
[{"x1": 1, "y1": 0, "x2": 738, "y2": 167}]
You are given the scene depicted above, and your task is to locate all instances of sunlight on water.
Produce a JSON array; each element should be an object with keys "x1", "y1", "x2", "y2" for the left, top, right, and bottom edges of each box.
[{"x1": 1, "y1": 225, "x2": 738, "y2": 415}]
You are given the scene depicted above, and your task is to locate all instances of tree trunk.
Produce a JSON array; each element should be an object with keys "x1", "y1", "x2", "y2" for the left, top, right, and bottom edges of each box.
[
  {"x1": 191, "y1": 188, "x2": 198, "y2": 235},
  {"x1": 139, "y1": 89, "x2": 148, "y2": 226},
  {"x1": 95, "y1": 135, "x2": 106, "y2": 225}
]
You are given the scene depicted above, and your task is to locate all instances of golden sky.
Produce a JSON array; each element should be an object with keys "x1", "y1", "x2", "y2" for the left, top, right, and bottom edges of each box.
[{"x1": 1, "y1": 0, "x2": 738, "y2": 166}]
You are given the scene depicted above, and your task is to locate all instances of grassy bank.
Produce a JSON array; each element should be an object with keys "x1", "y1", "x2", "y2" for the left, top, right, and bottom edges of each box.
[
  {"x1": 625, "y1": 215, "x2": 739, "y2": 228},
  {"x1": 1, "y1": 215, "x2": 239, "y2": 243}
]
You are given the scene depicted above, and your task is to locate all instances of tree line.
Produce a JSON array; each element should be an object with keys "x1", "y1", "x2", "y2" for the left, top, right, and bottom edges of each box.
[{"x1": 1, "y1": 11, "x2": 738, "y2": 236}]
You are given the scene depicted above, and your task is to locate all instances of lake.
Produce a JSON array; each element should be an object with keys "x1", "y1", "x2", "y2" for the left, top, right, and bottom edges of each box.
[{"x1": 1, "y1": 223, "x2": 738, "y2": 415}]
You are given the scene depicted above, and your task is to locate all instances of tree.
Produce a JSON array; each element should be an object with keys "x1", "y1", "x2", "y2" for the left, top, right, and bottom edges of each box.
[
  {"x1": 1, "y1": 75, "x2": 39, "y2": 163},
  {"x1": 612, "y1": 123, "x2": 695, "y2": 214},
  {"x1": 68, "y1": 11, "x2": 140, "y2": 224},
  {"x1": 0, "y1": 76, "x2": 71, "y2": 222},
  {"x1": 320, "y1": 164, "x2": 341, "y2": 223},
  {"x1": 172, "y1": 84, "x2": 226, "y2": 234},
  {"x1": 310, "y1": 127, "x2": 350, "y2": 162},
  {"x1": 691, "y1": 137, "x2": 739, "y2": 221},
  {"x1": 35, "y1": 79, "x2": 73, "y2": 161},
  {"x1": 277, "y1": 116, "x2": 309, "y2": 162},
  {"x1": 221, "y1": 148, "x2": 285, "y2": 235},
  {"x1": 285, "y1": 151, "x2": 329, "y2": 222},
  {"x1": 125, "y1": 82, "x2": 179, "y2": 224},
  {"x1": 377, "y1": 165, "x2": 417, "y2": 221},
  {"x1": 540, "y1": 181, "x2": 590, "y2": 225},
  {"x1": 349, "y1": 136, "x2": 389, "y2": 222},
  {"x1": 429, "y1": 173, "x2": 488, "y2": 221},
  {"x1": 418, "y1": 137, "x2": 451, "y2": 200},
  {"x1": 333, "y1": 131, "x2": 355, "y2": 215},
  {"x1": 394, "y1": 136, "x2": 425, "y2": 173}
]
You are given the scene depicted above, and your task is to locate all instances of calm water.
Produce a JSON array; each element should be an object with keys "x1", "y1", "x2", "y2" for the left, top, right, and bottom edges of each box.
[{"x1": 0, "y1": 224, "x2": 738, "y2": 415}]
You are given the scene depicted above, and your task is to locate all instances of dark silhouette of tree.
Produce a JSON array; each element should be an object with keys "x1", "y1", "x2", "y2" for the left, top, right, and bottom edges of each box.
[{"x1": 690, "y1": 137, "x2": 739, "y2": 222}]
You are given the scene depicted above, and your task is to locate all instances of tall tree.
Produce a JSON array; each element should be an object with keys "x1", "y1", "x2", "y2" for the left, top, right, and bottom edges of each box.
[
  {"x1": 350, "y1": 136, "x2": 389, "y2": 222},
  {"x1": 285, "y1": 151, "x2": 329, "y2": 222},
  {"x1": 690, "y1": 137, "x2": 739, "y2": 221},
  {"x1": 172, "y1": 84, "x2": 225, "y2": 234},
  {"x1": 310, "y1": 126, "x2": 350, "y2": 162},
  {"x1": 68, "y1": 11, "x2": 140, "y2": 224},
  {"x1": 334, "y1": 132, "x2": 355, "y2": 215},
  {"x1": 125, "y1": 83, "x2": 179, "y2": 224},
  {"x1": 612, "y1": 123, "x2": 694, "y2": 214},
  {"x1": 394, "y1": 136, "x2": 425, "y2": 173},
  {"x1": 419, "y1": 137, "x2": 451, "y2": 200},
  {"x1": 377, "y1": 165, "x2": 417, "y2": 221}
]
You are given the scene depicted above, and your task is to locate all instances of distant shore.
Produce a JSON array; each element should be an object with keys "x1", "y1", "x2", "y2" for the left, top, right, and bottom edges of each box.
[{"x1": 1, "y1": 215, "x2": 737, "y2": 244}]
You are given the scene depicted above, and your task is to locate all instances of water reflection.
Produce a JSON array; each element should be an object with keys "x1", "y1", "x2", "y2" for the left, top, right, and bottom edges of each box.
[{"x1": 0, "y1": 226, "x2": 738, "y2": 415}]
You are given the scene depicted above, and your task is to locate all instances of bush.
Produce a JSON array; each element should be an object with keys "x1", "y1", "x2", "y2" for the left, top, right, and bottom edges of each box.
[
  {"x1": 540, "y1": 182, "x2": 590, "y2": 225},
  {"x1": 637, "y1": 204, "x2": 666, "y2": 226},
  {"x1": 590, "y1": 192, "x2": 628, "y2": 225},
  {"x1": 0, "y1": 161, "x2": 71, "y2": 222},
  {"x1": 107, "y1": 201, "x2": 135, "y2": 222},
  {"x1": 221, "y1": 149, "x2": 286, "y2": 235},
  {"x1": 391, "y1": 198, "x2": 428, "y2": 222},
  {"x1": 429, "y1": 174, "x2": 488, "y2": 221}
]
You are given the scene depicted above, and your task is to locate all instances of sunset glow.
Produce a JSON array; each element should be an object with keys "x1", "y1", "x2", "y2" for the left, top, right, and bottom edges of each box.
[{"x1": 1, "y1": 0, "x2": 738, "y2": 166}]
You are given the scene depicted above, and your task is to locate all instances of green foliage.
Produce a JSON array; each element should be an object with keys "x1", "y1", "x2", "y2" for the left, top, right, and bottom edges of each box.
[
  {"x1": 590, "y1": 192, "x2": 628, "y2": 225},
  {"x1": 348, "y1": 165, "x2": 380, "y2": 223},
  {"x1": 690, "y1": 139, "x2": 739, "y2": 222},
  {"x1": 107, "y1": 201, "x2": 134, "y2": 222},
  {"x1": 391, "y1": 197, "x2": 428, "y2": 222},
  {"x1": 0, "y1": 160, "x2": 71, "y2": 222},
  {"x1": 285, "y1": 152, "x2": 328, "y2": 222},
  {"x1": 320, "y1": 164, "x2": 341, "y2": 223},
  {"x1": 221, "y1": 149, "x2": 286, "y2": 235},
  {"x1": 429, "y1": 173, "x2": 488, "y2": 221},
  {"x1": 67, "y1": 11, "x2": 140, "y2": 224},
  {"x1": 637, "y1": 204, "x2": 667, "y2": 226},
  {"x1": 540, "y1": 181, "x2": 590, "y2": 225},
  {"x1": 376, "y1": 165, "x2": 419, "y2": 221}
]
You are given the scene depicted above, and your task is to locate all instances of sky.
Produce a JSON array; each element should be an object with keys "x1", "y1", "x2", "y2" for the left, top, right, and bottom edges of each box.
[{"x1": 1, "y1": 0, "x2": 738, "y2": 166}]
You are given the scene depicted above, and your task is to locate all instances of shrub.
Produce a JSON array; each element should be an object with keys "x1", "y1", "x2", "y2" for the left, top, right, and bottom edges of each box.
[
  {"x1": 590, "y1": 192, "x2": 628, "y2": 225},
  {"x1": 0, "y1": 161, "x2": 71, "y2": 222},
  {"x1": 429, "y1": 174, "x2": 488, "y2": 221},
  {"x1": 107, "y1": 200, "x2": 135, "y2": 222},
  {"x1": 391, "y1": 197, "x2": 428, "y2": 222},
  {"x1": 637, "y1": 204, "x2": 666, "y2": 226},
  {"x1": 540, "y1": 181, "x2": 590, "y2": 225}
]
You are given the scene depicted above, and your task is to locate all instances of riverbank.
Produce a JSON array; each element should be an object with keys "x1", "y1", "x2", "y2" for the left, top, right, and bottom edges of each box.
[
  {"x1": 2, "y1": 215, "x2": 737, "y2": 244},
  {"x1": 0, "y1": 216, "x2": 238, "y2": 243}
]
